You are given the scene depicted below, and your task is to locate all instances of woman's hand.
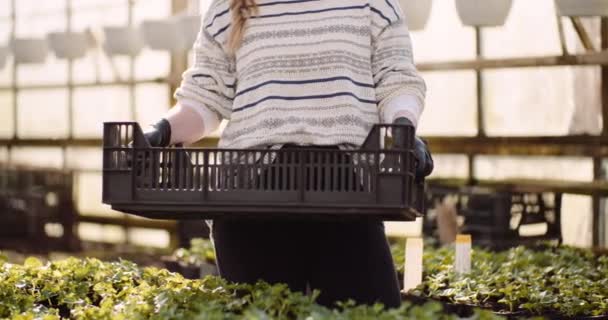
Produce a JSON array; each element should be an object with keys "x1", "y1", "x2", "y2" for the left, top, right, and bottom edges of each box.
[
  {"x1": 393, "y1": 117, "x2": 434, "y2": 182},
  {"x1": 143, "y1": 118, "x2": 172, "y2": 147}
]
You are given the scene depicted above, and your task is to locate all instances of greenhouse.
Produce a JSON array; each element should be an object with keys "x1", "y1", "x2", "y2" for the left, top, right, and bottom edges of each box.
[{"x1": 1, "y1": 0, "x2": 607, "y2": 319}]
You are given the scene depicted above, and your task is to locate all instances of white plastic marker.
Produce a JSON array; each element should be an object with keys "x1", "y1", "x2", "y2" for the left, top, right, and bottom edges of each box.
[
  {"x1": 403, "y1": 237, "x2": 423, "y2": 292},
  {"x1": 455, "y1": 234, "x2": 472, "y2": 274}
]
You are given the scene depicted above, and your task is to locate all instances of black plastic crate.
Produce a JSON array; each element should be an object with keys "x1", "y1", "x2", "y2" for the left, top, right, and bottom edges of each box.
[
  {"x1": 102, "y1": 122, "x2": 425, "y2": 221},
  {"x1": 424, "y1": 185, "x2": 562, "y2": 250},
  {"x1": 0, "y1": 167, "x2": 79, "y2": 252}
]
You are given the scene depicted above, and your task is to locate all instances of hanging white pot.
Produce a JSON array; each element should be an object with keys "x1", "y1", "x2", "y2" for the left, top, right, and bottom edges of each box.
[
  {"x1": 554, "y1": 0, "x2": 608, "y2": 17},
  {"x1": 12, "y1": 37, "x2": 49, "y2": 64},
  {"x1": 455, "y1": 0, "x2": 513, "y2": 27},
  {"x1": 102, "y1": 26, "x2": 144, "y2": 56},
  {"x1": 176, "y1": 15, "x2": 202, "y2": 50},
  {"x1": 47, "y1": 31, "x2": 90, "y2": 59},
  {"x1": 399, "y1": 0, "x2": 433, "y2": 31},
  {"x1": 141, "y1": 19, "x2": 183, "y2": 51},
  {"x1": 0, "y1": 45, "x2": 7, "y2": 69}
]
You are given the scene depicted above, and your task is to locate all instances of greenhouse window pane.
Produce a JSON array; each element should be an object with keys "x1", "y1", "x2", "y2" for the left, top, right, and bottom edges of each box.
[
  {"x1": 474, "y1": 156, "x2": 593, "y2": 181},
  {"x1": 0, "y1": 20, "x2": 11, "y2": 86},
  {"x1": 78, "y1": 222, "x2": 126, "y2": 244},
  {"x1": 66, "y1": 147, "x2": 102, "y2": 171},
  {"x1": 17, "y1": 89, "x2": 69, "y2": 138},
  {"x1": 16, "y1": 58, "x2": 68, "y2": 86},
  {"x1": 483, "y1": 67, "x2": 600, "y2": 136},
  {"x1": 417, "y1": 71, "x2": 477, "y2": 136},
  {"x1": 128, "y1": 228, "x2": 170, "y2": 248},
  {"x1": 10, "y1": 147, "x2": 64, "y2": 168},
  {"x1": 481, "y1": 0, "x2": 562, "y2": 58},
  {"x1": 0, "y1": 90, "x2": 14, "y2": 138},
  {"x1": 135, "y1": 83, "x2": 169, "y2": 125},
  {"x1": 15, "y1": 0, "x2": 65, "y2": 36},
  {"x1": 199, "y1": 0, "x2": 214, "y2": 16},
  {"x1": 0, "y1": 56, "x2": 13, "y2": 87},
  {"x1": 76, "y1": 172, "x2": 121, "y2": 216},
  {"x1": 429, "y1": 154, "x2": 470, "y2": 179},
  {"x1": 0, "y1": 146, "x2": 9, "y2": 163},
  {"x1": 71, "y1": 0, "x2": 128, "y2": 28},
  {"x1": 73, "y1": 86, "x2": 131, "y2": 138},
  {"x1": 410, "y1": 1, "x2": 476, "y2": 62},
  {"x1": 134, "y1": 50, "x2": 170, "y2": 80},
  {"x1": 72, "y1": 55, "x2": 131, "y2": 84},
  {"x1": 0, "y1": 1, "x2": 11, "y2": 19},
  {"x1": 132, "y1": 0, "x2": 171, "y2": 24}
]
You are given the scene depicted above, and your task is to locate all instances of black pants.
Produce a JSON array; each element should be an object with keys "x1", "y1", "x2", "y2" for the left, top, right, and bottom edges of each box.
[{"x1": 211, "y1": 219, "x2": 401, "y2": 308}]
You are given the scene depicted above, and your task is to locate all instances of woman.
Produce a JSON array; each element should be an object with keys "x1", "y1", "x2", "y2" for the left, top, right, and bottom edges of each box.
[{"x1": 144, "y1": 0, "x2": 432, "y2": 308}]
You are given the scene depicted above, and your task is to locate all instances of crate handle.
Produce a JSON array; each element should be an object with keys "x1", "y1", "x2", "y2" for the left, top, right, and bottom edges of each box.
[
  {"x1": 360, "y1": 123, "x2": 415, "y2": 150},
  {"x1": 103, "y1": 122, "x2": 151, "y2": 148}
]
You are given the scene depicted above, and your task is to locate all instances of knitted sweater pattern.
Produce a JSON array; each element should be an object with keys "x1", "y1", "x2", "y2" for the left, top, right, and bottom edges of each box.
[{"x1": 174, "y1": 0, "x2": 426, "y2": 150}]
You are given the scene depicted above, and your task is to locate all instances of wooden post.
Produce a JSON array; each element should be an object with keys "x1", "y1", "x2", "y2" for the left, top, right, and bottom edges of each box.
[
  {"x1": 597, "y1": 18, "x2": 608, "y2": 247},
  {"x1": 8, "y1": 0, "x2": 16, "y2": 166},
  {"x1": 170, "y1": 0, "x2": 190, "y2": 106},
  {"x1": 556, "y1": 15, "x2": 569, "y2": 55},
  {"x1": 602, "y1": 18, "x2": 608, "y2": 138},
  {"x1": 593, "y1": 158, "x2": 604, "y2": 247},
  {"x1": 571, "y1": 17, "x2": 596, "y2": 52},
  {"x1": 475, "y1": 27, "x2": 485, "y2": 138}
]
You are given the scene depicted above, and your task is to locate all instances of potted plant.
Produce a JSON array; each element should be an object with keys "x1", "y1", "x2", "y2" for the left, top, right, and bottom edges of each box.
[
  {"x1": 0, "y1": 45, "x2": 7, "y2": 69},
  {"x1": 102, "y1": 26, "x2": 144, "y2": 56},
  {"x1": 554, "y1": 0, "x2": 608, "y2": 16},
  {"x1": 141, "y1": 18, "x2": 183, "y2": 51},
  {"x1": 176, "y1": 15, "x2": 201, "y2": 50},
  {"x1": 12, "y1": 37, "x2": 49, "y2": 64},
  {"x1": 399, "y1": 0, "x2": 433, "y2": 31},
  {"x1": 47, "y1": 31, "x2": 90, "y2": 59},
  {"x1": 455, "y1": 0, "x2": 513, "y2": 27}
]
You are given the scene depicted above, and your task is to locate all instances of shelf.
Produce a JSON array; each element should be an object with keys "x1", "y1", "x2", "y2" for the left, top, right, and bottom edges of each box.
[
  {"x1": 425, "y1": 135, "x2": 608, "y2": 157},
  {"x1": 417, "y1": 50, "x2": 608, "y2": 72},
  {"x1": 0, "y1": 135, "x2": 606, "y2": 158},
  {"x1": 428, "y1": 177, "x2": 608, "y2": 196}
]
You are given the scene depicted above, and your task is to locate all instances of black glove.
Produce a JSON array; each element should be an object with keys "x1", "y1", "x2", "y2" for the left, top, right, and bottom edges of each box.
[
  {"x1": 143, "y1": 118, "x2": 172, "y2": 147},
  {"x1": 393, "y1": 117, "x2": 434, "y2": 182}
]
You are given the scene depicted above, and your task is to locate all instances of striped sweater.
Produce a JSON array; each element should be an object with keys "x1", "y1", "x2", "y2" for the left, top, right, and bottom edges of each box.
[{"x1": 174, "y1": 0, "x2": 426, "y2": 150}]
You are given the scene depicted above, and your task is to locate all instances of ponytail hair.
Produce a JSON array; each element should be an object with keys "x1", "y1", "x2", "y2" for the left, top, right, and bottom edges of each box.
[{"x1": 227, "y1": 0, "x2": 258, "y2": 55}]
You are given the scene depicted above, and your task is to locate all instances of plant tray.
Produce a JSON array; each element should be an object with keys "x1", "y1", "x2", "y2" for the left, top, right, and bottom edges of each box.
[{"x1": 102, "y1": 122, "x2": 425, "y2": 221}]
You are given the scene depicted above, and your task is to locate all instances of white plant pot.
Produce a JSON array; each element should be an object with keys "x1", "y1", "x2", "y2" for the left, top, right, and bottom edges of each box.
[
  {"x1": 399, "y1": 0, "x2": 433, "y2": 31},
  {"x1": 102, "y1": 26, "x2": 144, "y2": 56},
  {"x1": 13, "y1": 38, "x2": 49, "y2": 64},
  {"x1": 141, "y1": 19, "x2": 183, "y2": 51},
  {"x1": 455, "y1": 0, "x2": 513, "y2": 27},
  {"x1": 0, "y1": 45, "x2": 7, "y2": 69},
  {"x1": 176, "y1": 15, "x2": 202, "y2": 50},
  {"x1": 554, "y1": 0, "x2": 608, "y2": 16},
  {"x1": 47, "y1": 31, "x2": 89, "y2": 59}
]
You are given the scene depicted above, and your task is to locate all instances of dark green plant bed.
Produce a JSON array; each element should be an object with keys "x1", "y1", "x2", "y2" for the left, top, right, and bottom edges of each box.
[
  {"x1": 0, "y1": 254, "x2": 503, "y2": 319},
  {"x1": 392, "y1": 243, "x2": 608, "y2": 319}
]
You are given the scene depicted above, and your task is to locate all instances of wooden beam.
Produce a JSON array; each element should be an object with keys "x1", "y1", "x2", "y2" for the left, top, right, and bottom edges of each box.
[
  {"x1": 556, "y1": 15, "x2": 569, "y2": 55},
  {"x1": 428, "y1": 177, "x2": 608, "y2": 197},
  {"x1": 571, "y1": 17, "x2": 596, "y2": 52},
  {"x1": 1, "y1": 135, "x2": 607, "y2": 157},
  {"x1": 417, "y1": 51, "x2": 608, "y2": 72},
  {"x1": 0, "y1": 78, "x2": 166, "y2": 91},
  {"x1": 425, "y1": 135, "x2": 608, "y2": 157},
  {"x1": 77, "y1": 214, "x2": 177, "y2": 230}
]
